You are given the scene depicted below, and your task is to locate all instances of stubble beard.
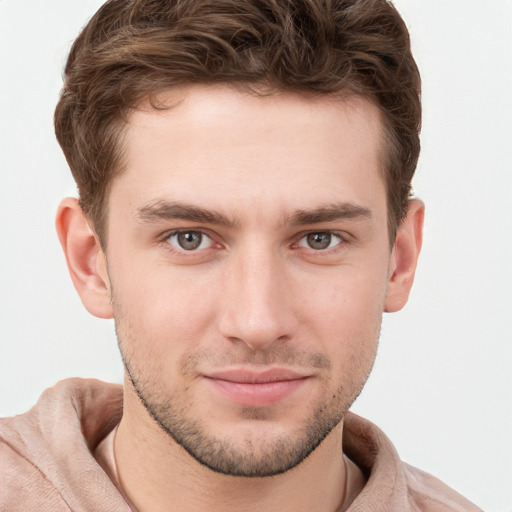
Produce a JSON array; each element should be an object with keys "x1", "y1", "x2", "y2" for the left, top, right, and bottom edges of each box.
[
  {"x1": 123, "y1": 356, "x2": 348, "y2": 477},
  {"x1": 117, "y1": 339, "x2": 374, "y2": 478}
]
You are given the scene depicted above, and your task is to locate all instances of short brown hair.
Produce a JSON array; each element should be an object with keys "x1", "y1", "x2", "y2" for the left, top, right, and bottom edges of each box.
[{"x1": 55, "y1": 0, "x2": 421, "y2": 245}]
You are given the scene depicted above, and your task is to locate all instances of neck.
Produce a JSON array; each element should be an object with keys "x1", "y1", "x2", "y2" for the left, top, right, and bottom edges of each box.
[{"x1": 114, "y1": 384, "x2": 361, "y2": 512}]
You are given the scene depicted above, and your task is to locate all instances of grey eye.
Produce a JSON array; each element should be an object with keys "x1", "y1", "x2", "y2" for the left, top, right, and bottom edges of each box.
[
  {"x1": 168, "y1": 231, "x2": 212, "y2": 251},
  {"x1": 307, "y1": 233, "x2": 332, "y2": 250},
  {"x1": 298, "y1": 232, "x2": 342, "y2": 251},
  {"x1": 178, "y1": 232, "x2": 202, "y2": 250}
]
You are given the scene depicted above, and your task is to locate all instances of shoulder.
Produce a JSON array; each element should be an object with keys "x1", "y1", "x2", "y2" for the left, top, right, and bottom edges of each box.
[
  {"x1": 0, "y1": 378, "x2": 127, "y2": 511},
  {"x1": 402, "y1": 463, "x2": 483, "y2": 512},
  {"x1": 343, "y1": 412, "x2": 483, "y2": 512},
  {"x1": 0, "y1": 437, "x2": 72, "y2": 511}
]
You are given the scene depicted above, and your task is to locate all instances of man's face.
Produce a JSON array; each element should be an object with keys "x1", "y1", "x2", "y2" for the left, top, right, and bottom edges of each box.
[{"x1": 104, "y1": 86, "x2": 393, "y2": 476}]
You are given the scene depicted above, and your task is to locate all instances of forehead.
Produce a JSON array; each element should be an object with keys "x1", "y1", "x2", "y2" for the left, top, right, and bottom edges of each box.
[
  {"x1": 127, "y1": 85, "x2": 383, "y2": 159},
  {"x1": 111, "y1": 85, "x2": 386, "y2": 223}
]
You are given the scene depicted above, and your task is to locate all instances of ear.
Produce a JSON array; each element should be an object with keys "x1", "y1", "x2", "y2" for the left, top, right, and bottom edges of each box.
[
  {"x1": 55, "y1": 198, "x2": 113, "y2": 319},
  {"x1": 384, "y1": 199, "x2": 424, "y2": 313}
]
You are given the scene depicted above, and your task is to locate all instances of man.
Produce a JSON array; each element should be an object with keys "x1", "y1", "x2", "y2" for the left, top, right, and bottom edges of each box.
[{"x1": 0, "y1": 0, "x2": 483, "y2": 510}]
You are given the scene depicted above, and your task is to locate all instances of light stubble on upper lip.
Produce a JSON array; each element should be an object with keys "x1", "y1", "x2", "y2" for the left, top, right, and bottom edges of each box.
[
  {"x1": 180, "y1": 347, "x2": 331, "y2": 379},
  {"x1": 205, "y1": 368, "x2": 310, "y2": 384}
]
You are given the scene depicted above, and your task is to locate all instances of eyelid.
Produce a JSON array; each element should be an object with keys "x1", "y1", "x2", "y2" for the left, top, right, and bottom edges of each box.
[{"x1": 293, "y1": 229, "x2": 347, "y2": 241}]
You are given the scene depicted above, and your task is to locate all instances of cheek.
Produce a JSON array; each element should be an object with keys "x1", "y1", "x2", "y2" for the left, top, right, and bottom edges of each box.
[
  {"x1": 296, "y1": 263, "x2": 386, "y2": 367},
  {"x1": 299, "y1": 260, "x2": 388, "y2": 327},
  {"x1": 110, "y1": 258, "x2": 220, "y2": 356}
]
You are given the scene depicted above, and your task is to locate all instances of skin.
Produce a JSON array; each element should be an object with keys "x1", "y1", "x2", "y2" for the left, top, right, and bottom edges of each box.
[{"x1": 56, "y1": 85, "x2": 424, "y2": 512}]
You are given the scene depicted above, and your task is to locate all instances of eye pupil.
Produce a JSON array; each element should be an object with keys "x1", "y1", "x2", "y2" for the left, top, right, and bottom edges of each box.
[
  {"x1": 177, "y1": 231, "x2": 202, "y2": 250},
  {"x1": 307, "y1": 232, "x2": 331, "y2": 250}
]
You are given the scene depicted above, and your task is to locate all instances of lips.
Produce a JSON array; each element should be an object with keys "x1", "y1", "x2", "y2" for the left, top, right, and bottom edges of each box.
[{"x1": 204, "y1": 368, "x2": 309, "y2": 407}]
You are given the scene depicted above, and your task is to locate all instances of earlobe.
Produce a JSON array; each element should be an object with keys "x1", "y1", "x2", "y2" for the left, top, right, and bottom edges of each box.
[
  {"x1": 384, "y1": 199, "x2": 424, "y2": 313},
  {"x1": 55, "y1": 198, "x2": 113, "y2": 319}
]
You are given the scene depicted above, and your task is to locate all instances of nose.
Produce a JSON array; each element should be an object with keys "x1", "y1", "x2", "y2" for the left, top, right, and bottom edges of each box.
[{"x1": 217, "y1": 244, "x2": 298, "y2": 351}]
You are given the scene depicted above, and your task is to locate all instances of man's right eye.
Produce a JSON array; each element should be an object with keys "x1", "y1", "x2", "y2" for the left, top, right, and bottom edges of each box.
[{"x1": 166, "y1": 231, "x2": 215, "y2": 251}]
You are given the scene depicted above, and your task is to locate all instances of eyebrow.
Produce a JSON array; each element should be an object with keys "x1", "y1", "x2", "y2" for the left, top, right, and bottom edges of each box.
[
  {"x1": 136, "y1": 201, "x2": 239, "y2": 227},
  {"x1": 136, "y1": 200, "x2": 372, "y2": 228},
  {"x1": 287, "y1": 202, "x2": 372, "y2": 226}
]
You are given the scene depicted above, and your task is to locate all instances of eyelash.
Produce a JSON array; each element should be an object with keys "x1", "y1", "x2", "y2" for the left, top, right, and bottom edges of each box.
[{"x1": 160, "y1": 229, "x2": 348, "y2": 256}]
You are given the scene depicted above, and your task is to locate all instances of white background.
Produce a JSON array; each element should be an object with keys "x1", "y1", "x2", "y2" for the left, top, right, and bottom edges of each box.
[{"x1": 0, "y1": 1, "x2": 510, "y2": 510}]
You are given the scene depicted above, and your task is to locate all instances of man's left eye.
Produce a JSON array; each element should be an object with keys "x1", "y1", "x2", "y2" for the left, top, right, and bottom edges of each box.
[
  {"x1": 167, "y1": 231, "x2": 214, "y2": 251},
  {"x1": 297, "y1": 232, "x2": 342, "y2": 251}
]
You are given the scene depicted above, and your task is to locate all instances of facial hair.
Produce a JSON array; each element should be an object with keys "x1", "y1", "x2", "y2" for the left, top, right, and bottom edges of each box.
[{"x1": 116, "y1": 322, "x2": 375, "y2": 477}]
